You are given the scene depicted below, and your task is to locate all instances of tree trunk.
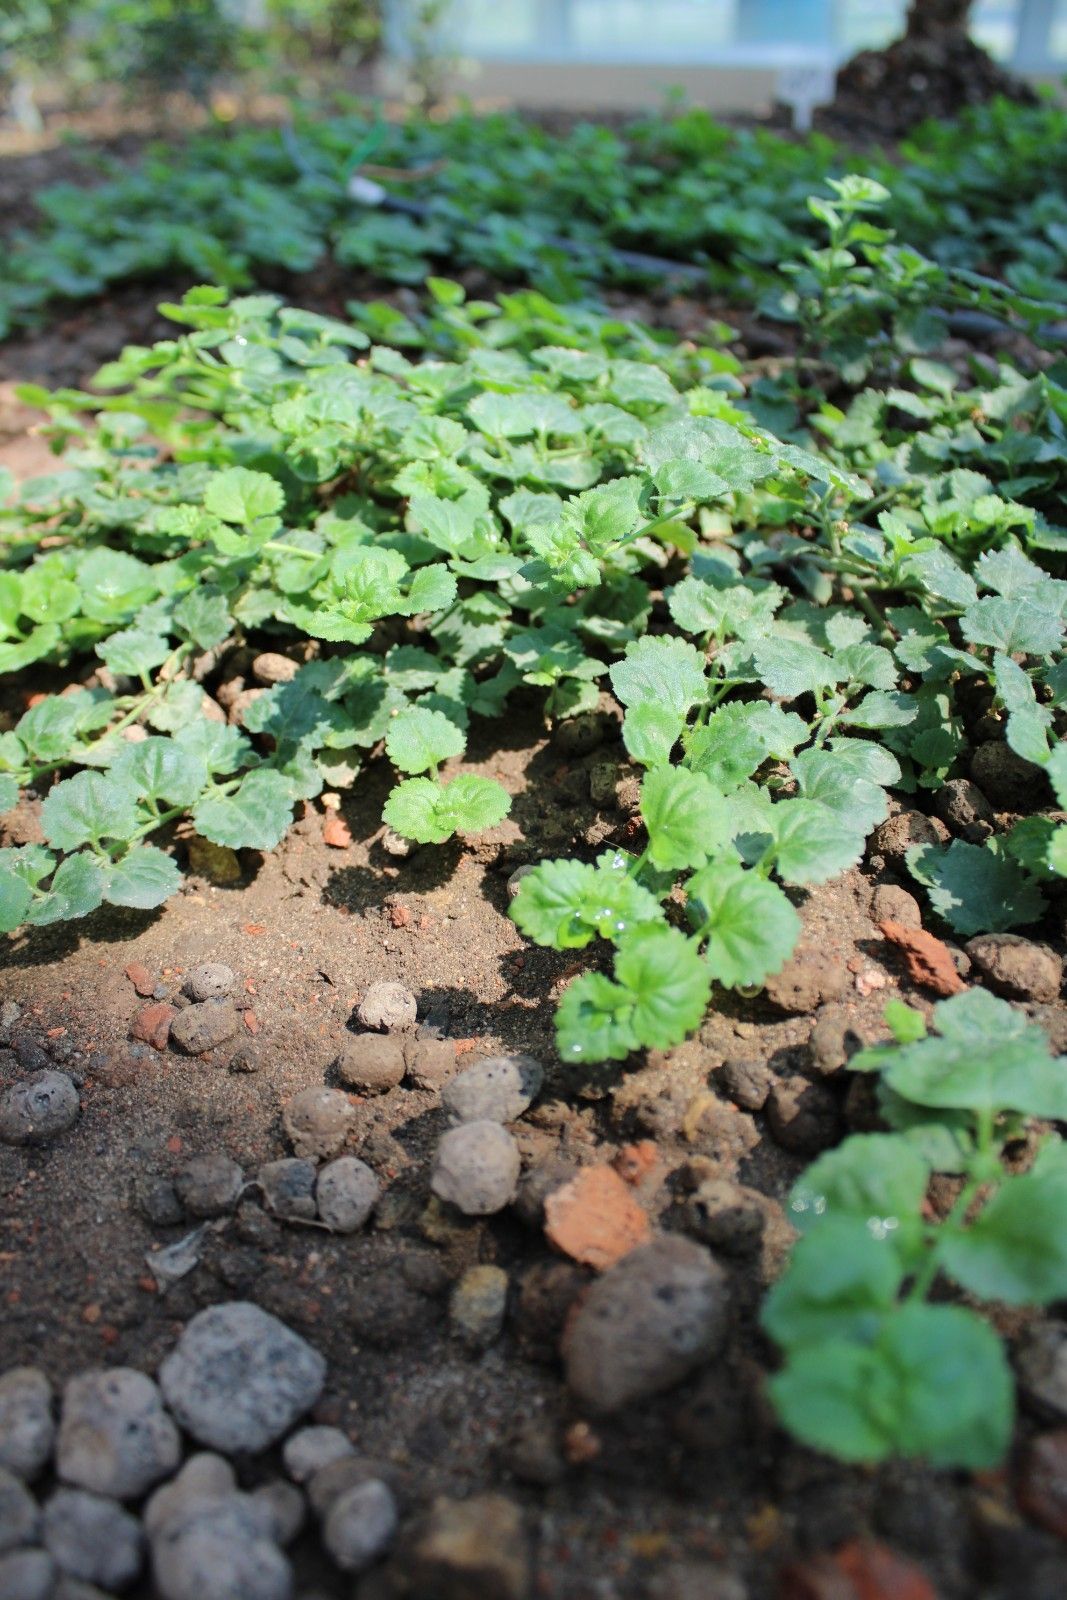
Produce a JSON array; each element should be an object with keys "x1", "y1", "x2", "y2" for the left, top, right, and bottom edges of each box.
[{"x1": 904, "y1": 0, "x2": 974, "y2": 39}]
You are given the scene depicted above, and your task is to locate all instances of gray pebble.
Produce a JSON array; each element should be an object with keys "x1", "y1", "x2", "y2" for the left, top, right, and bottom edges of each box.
[
  {"x1": 356, "y1": 983, "x2": 417, "y2": 1033},
  {"x1": 137, "y1": 1176, "x2": 185, "y2": 1228},
  {"x1": 57, "y1": 1369, "x2": 180, "y2": 1500},
  {"x1": 681, "y1": 1179, "x2": 765, "y2": 1255},
  {"x1": 315, "y1": 1158, "x2": 379, "y2": 1233},
  {"x1": 440, "y1": 1055, "x2": 543, "y2": 1125},
  {"x1": 43, "y1": 1488, "x2": 143, "y2": 1590},
  {"x1": 766, "y1": 1077, "x2": 842, "y2": 1155},
  {"x1": 807, "y1": 1006, "x2": 866, "y2": 1077},
  {"x1": 934, "y1": 777, "x2": 996, "y2": 842},
  {"x1": 144, "y1": 1455, "x2": 236, "y2": 1541},
  {"x1": 431, "y1": 1121, "x2": 520, "y2": 1216},
  {"x1": 305, "y1": 1457, "x2": 386, "y2": 1521},
  {"x1": 0, "y1": 1071, "x2": 79, "y2": 1145},
  {"x1": 0, "y1": 1367, "x2": 54, "y2": 1480},
  {"x1": 449, "y1": 1265, "x2": 508, "y2": 1349},
  {"x1": 282, "y1": 1087, "x2": 353, "y2": 1161},
  {"x1": 562, "y1": 1236, "x2": 729, "y2": 1414},
  {"x1": 403, "y1": 1036, "x2": 455, "y2": 1091},
  {"x1": 259, "y1": 1159, "x2": 318, "y2": 1222},
  {"x1": 56, "y1": 1579, "x2": 125, "y2": 1600},
  {"x1": 0, "y1": 1549, "x2": 57, "y2": 1600},
  {"x1": 173, "y1": 1154, "x2": 244, "y2": 1219},
  {"x1": 0, "y1": 1001, "x2": 21, "y2": 1044},
  {"x1": 182, "y1": 964, "x2": 235, "y2": 1002},
  {"x1": 159, "y1": 1302, "x2": 326, "y2": 1454},
  {"x1": 718, "y1": 1058, "x2": 772, "y2": 1112},
  {"x1": 332, "y1": 1035, "x2": 405, "y2": 1095},
  {"x1": 0, "y1": 1465, "x2": 39, "y2": 1552},
  {"x1": 150, "y1": 1495, "x2": 290, "y2": 1600},
  {"x1": 250, "y1": 1482, "x2": 305, "y2": 1547},
  {"x1": 282, "y1": 1428, "x2": 355, "y2": 1486},
  {"x1": 169, "y1": 1001, "x2": 238, "y2": 1056},
  {"x1": 322, "y1": 1479, "x2": 397, "y2": 1574}
]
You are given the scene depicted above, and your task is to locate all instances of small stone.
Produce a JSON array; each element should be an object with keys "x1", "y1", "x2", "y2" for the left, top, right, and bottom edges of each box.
[
  {"x1": 149, "y1": 1489, "x2": 290, "y2": 1600},
  {"x1": 505, "y1": 864, "x2": 536, "y2": 901},
  {"x1": 502, "y1": 1417, "x2": 566, "y2": 1486},
  {"x1": 228, "y1": 1043, "x2": 262, "y2": 1074},
  {"x1": 251, "y1": 653, "x2": 299, "y2": 686},
  {"x1": 315, "y1": 1157, "x2": 379, "y2": 1233},
  {"x1": 333, "y1": 1034, "x2": 405, "y2": 1094},
  {"x1": 282, "y1": 1427, "x2": 355, "y2": 1485},
  {"x1": 965, "y1": 933, "x2": 1062, "y2": 1003},
  {"x1": 322, "y1": 1479, "x2": 398, "y2": 1574},
  {"x1": 781, "y1": 1542, "x2": 938, "y2": 1600},
  {"x1": 766, "y1": 1078, "x2": 842, "y2": 1155},
  {"x1": 398, "y1": 1494, "x2": 528, "y2": 1600},
  {"x1": 0, "y1": 1465, "x2": 39, "y2": 1552},
  {"x1": 125, "y1": 962, "x2": 156, "y2": 997},
  {"x1": 718, "y1": 1058, "x2": 772, "y2": 1112},
  {"x1": 553, "y1": 712, "x2": 604, "y2": 756},
  {"x1": 173, "y1": 1153, "x2": 244, "y2": 1219},
  {"x1": 543, "y1": 1164, "x2": 650, "y2": 1270},
  {"x1": 870, "y1": 883, "x2": 922, "y2": 931},
  {"x1": 1017, "y1": 1428, "x2": 1067, "y2": 1540},
  {"x1": 57, "y1": 1368, "x2": 180, "y2": 1500},
  {"x1": 138, "y1": 1177, "x2": 185, "y2": 1228},
  {"x1": 250, "y1": 1481, "x2": 305, "y2": 1547},
  {"x1": 513, "y1": 1156, "x2": 579, "y2": 1229},
  {"x1": 441, "y1": 1055, "x2": 543, "y2": 1125},
  {"x1": 305, "y1": 1457, "x2": 385, "y2": 1520},
  {"x1": 404, "y1": 1036, "x2": 456, "y2": 1090},
  {"x1": 1017, "y1": 1323, "x2": 1067, "y2": 1423},
  {"x1": 43, "y1": 1488, "x2": 143, "y2": 1590},
  {"x1": 449, "y1": 1265, "x2": 508, "y2": 1349},
  {"x1": 431, "y1": 1121, "x2": 521, "y2": 1216},
  {"x1": 869, "y1": 810, "x2": 947, "y2": 863},
  {"x1": 0, "y1": 1070, "x2": 79, "y2": 1145},
  {"x1": 143, "y1": 1453, "x2": 235, "y2": 1539},
  {"x1": 562, "y1": 1236, "x2": 729, "y2": 1414},
  {"x1": 130, "y1": 1003, "x2": 176, "y2": 1051},
  {"x1": 681, "y1": 1178, "x2": 764, "y2": 1255},
  {"x1": 283, "y1": 1086, "x2": 353, "y2": 1160},
  {"x1": 0, "y1": 1549, "x2": 56, "y2": 1600},
  {"x1": 764, "y1": 948, "x2": 847, "y2": 1014},
  {"x1": 259, "y1": 1158, "x2": 318, "y2": 1221},
  {"x1": 356, "y1": 982, "x2": 417, "y2": 1033},
  {"x1": 182, "y1": 964, "x2": 235, "y2": 1002},
  {"x1": 169, "y1": 1000, "x2": 239, "y2": 1055},
  {"x1": 934, "y1": 777, "x2": 996, "y2": 842},
  {"x1": 381, "y1": 829, "x2": 417, "y2": 859},
  {"x1": 0, "y1": 1367, "x2": 54, "y2": 1480},
  {"x1": 971, "y1": 740, "x2": 1046, "y2": 811},
  {"x1": 186, "y1": 836, "x2": 242, "y2": 885},
  {"x1": 807, "y1": 1006, "x2": 866, "y2": 1076},
  {"x1": 158, "y1": 1301, "x2": 326, "y2": 1454}
]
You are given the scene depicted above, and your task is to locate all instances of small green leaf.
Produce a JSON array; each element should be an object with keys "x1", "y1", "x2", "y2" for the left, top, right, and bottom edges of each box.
[
  {"x1": 27, "y1": 851, "x2": 106, "y2": 924},
  {"x1": 105, "y1": 845, "x2": 182, "y2": 910},
  {"x1": 640, "y1": 767, "x2": 732, "y2": 872},
  {"x1": 385, "y1": 706, "x2": 466, "y2": 775},
  {"x1": 609, "y1": 636, "x2": 707, "y2": 718},
  {"x1": 687, "y1": 861, "x2": 800, "y2": 988},
  {"x1": 193, "y1": 769, "x2": 295, "y2": 852},
  {"x1": 98, "y1": 628, "x2": 171, "y2": 679},
  {"x1": 939, "y1": 1142, "x2": 1067, "y2": 1305},
  {"x1": 204, "y1": 466, "x2": 284, "y2": 526},
  {"x1": 788, "y1": 1134, "x2": 929, "y2": 1259},
  {"x1": 907, "y1": 839, "x2": 1046, "y2": 934},
  {"x1": 41, "y1": 772, "x2": 141, "y2": 851},
  {"x1": 762, "y1": 1216, "x2": 904, "y2": 1350},
  {"x1": 383, "y1": 774, "x2": 510, "y2": 844}
]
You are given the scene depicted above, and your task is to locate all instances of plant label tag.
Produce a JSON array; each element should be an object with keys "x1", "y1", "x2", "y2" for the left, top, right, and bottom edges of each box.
[{"x1": 777, "y1": 62, "x2": 836, "y2": 133}]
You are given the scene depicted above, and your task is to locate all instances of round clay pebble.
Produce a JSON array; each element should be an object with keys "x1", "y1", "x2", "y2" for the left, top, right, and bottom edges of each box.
[
  {"x1": 0, "y1": 1071, "x2": 79, "y2": 1145},
  {"x1": 173, "y1": 1153, "x2": 244, "y2": 1219},
  {"x1": 562, "y1": 1236, "x2": 729, "y2": 1414},
  {"x1": 440, "y1": 1055, "x2": 543, "y2": 1125},
  {"x1": 283, "y1": 1087, "x2": 353, "y2": 1160},
  {"x1": 144, "y1": 1454, "x2": 236, "y2": 1540},
  {"x1": 182, "y1": 964, "x2": 235, "y2": 1002},
  {"x1": 251, "y1": 653, "x2": 298, "y2": 686},
  {"x1": 0, "y1": 1367, "x2": 54, "y2": 1480},
  {"x1": 431, "y1": 1121, "x2": 521, "y2": 1216},
  {"x1": 322, "y1": 1479, "x2": 398, "y2": 1574},
  {"x1": 0, "y1": 1549, "x2": 57, "y2": 1600},
  {"x1": 964, "y1": 933, "x2": 1063, "y2": 1004},
  {"x1": 315, "y1": 1158, "x2": 379, "y2": 1233},
  {"x1": 282, "y1": 1427, "x2": 355, "y2": 1485},
  {"x1": 158, "y1": 1301, "x2": 326, "y2": 1454},
  {"x1": 449, "y1": 1265, "x2": 508, "y2": 1349},
  {"x1": 150, "y1": 1495, "x2": 290, "y2": 1600},
  {"x1": 381, "y1": 829, "x2": 417, "y2": 859},
  {"x1": 169, "y1": 1000, "x2": 238, "y2": 1055},
  {"x1": 57, "y1": 1368, "x2": 180, "y2": 1501},
  {"x1": 43, "y1": 1488, "x2": 143, "y2": 1590},
  {"x1": 356, "y1": 982, "x2": 417, "y2": 1033},
  {"x1": 333, "y1": 1034, "x2": 405, "y2": 1094},
  {"x1": 404, "y1": 1036, "x2": 455, "y2": 1091},
  {"x1": 258, "y1": 1159, "x2": 318, "y2": 1222},
  {"x1": 0, "y1": 1465, "x2": 39, "y2": 1552},
  {"x1": 250, "y1": 1481, "x2": 305, "y2": 1547}
]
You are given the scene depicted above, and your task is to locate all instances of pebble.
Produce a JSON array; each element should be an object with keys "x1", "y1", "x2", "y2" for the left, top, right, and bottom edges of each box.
[
  {"x1": 322, "y1": 1479, "x2": 398, "y2": 1574},
  {"x1": 399, "y1": 1494, "x2": 528, "y2": 1600},
  {"x1": 259, "y1": 1159, "x2": 318, "y2": 1222},
  {"x1": 766, "y1": 1078, "x2": 842, "y2": 1155},
  {"x1": 965, "y1": 933, "x2": 1063, "y2": 1003},
  {"x1": 717, "y1": 1058, "x2": 772, "y2": 1112},
  {"x1": 129, "y1": 1003, "x2": 176, "y2": 1051},
  {"x1": 169, "y1": 1000, "x2": 239, "y2": 1055},
  {"x1": 554, "y1": 712, "x2": 604, "y2": 756},
  {"x1": 807, "y1": 1006, "x2": 866, "y2": 1076},
  {"x1": 562, "y1": 1236, "x2": 729, "y2": 1414},
  {"x1": 228, "y1": 1043, "x2": 262, "y2": 1074},
  {"x1": 971, "y1": 740, "x2": 1045, "y2": 811},
  {"x1": 764, "y1": 948, "x2": 847, "y2": 1014},
  {"x1": 57, "y1": 1369, "x2": 180, "y2": 1500},
  {"x1": 282, "y1": 1428, "x2": 355, "y2": 1486},
  {"x1": 404, "y1": 1036, "x2": 456, "y2": 1090},
  {"x1": 1016, "y1": 1428, "x2": 1067, "y2": 1541},
  {"x1": 440, "y1": 1055, "x2": 544, "y2": 1125},
  {"x1": 505, "y1": 864, "x2": 536, "y2": 900},
  {"x1": 431, "y1": 1121, "x2": 521, "y2": 1216},
  {"x1": 0, "y1": 1071, "x2": 80, "y2": 1145},
  {"x1": 934, "y1": 777, "x2": 996, "y2": 842},
  {"x1": 513, "y1": 1156, "x2": 579, "y2": 1229},
  {"x1": 1017, "y1": 1323, "x2": 1067, "y2": 1423},
  {"x1": 333, "y1": 1034, "x2": 405, "y2": 1094},
  {"x1": 159, "y1": 1301, "x2": 326, "y2": 1454},
  {"x1": 869, "y1": 809, "x2": 947, "y2": 863},
  {"x1": 251, "y1": 653, "x2": 299, "y2": 685},
  {"x1": 305, "y1": 1458, "x2": 385, "y2": 1521},
  {"x1": 315, "y1": 1157, "x2": 379, "y2": 1233},
  {"x1": 43, "y1": 1488, "x2": 143, "y2": 1590},
  {"x1": 0, "y1": 1465, "x2": 39, "y2": 1552},
  {"x1": 138, "y1": 1177, "x2": 185, "y2": 1228},
  {"x1": 250, "y1": 1482, "x2": 305, "y2": 1547},
  {"x1": 381, "y1": 828, "x2": 417, "y2": 858},
  {"x1": 143, "y1": 1454, "x2": 235, "y2": 1540},
  {"x1": 543, "y1": 1164, "x2": 650, "y2": 1270},
  {"x1": 356, "y1": 982, "x2": 417, "y2": 1033},
  {"x1": 0, "y1": 1367, "x2": 54, "y2": 1480},
  {"x1": 870, "y1": 883, "x2": 923, "y2": 931},
  {"x1": 182, "y1": 964, "x2": 235, "y2": 1002},
  {"x1": 449, "y1": 1265, "x2": 509, "y2": 1349},
  {"x1": 681, "y1": 1178, "x2": 764, "y2": 1255},
  {"x1": 150, "y1": 1491, "x2": 291, "y2": 1600},
  {"x1": 173, "y1": 1153, "x2": 244, "y2": 1218},
  {"x1": 502, "y1": 1417, "x2": 567, "y2": 1486},
  {"x1": 282, "y1": 1087, "x2": 353, "y2": 1160},
  {"x1": 0, "y1": 1549, "x2": 57, "y2": 1600}
]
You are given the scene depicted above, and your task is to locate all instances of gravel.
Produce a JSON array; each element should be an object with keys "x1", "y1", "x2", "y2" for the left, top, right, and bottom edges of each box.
[
  {"x1": 397, "y1": 1494, "x2": 528, "y2": 1600},
  {"x1": 0, "y1": 1071, "x2": 80, "y2": 1145},
  {"x1": 870, "y1": 882, "x2": 923, "y2": 930},
  {"x1": 282, "y1": 1087, "x2": 353, "y2": 1161},
  {"x1": 173, "y1": 1153, "x2": 244, "y2": 1219},
  {"x1": 169, "y1": 1000, "x2": 239, "y2": 1055},
  {"x1": 181, "y1": 964, "x2": 235, "y2": 1002},
  {"x1": 680, "y1": 1178, "x2": 765, "y2": 1255},
  {"x1": 404, "y1": 1036, "x2": 456, "y2": 1090},
  {"x1": 0, "y1": 1549, "x2": 57, "y2": 1600},
  {"x1": 42, "y1": 1488, "x2": 143, "y2": 1590},
  {"x1": 158, "y1": 1302, "x2": 326, "y2": 1454},
  {"x1": 807, "y1": 1007, "x2": 866, "y2": 1077},
  {"x1": 766, "y1": 1078, "x2": 842, "y2": 1155},
  {"x1": 250, "y1": 1482, "x2": 305, "y2": 1547},
  {"x1": 321, "y1": 1479, "x2": 398, "y2": 1573},
  {"x1": 315, "y1": 1157, "x2": 379, "y2": 1233},
  {"x1": 717, "y1": 1058, "x2": 772, "y2": 1112},
  {"x1": 440, "y1": 1055, "x2": 544, "y2": 1124},
  {"x1": 356, "y1": 982, "x2": 417, "y2": 1033},
  {"x1": 0, "y1": 1367, "x2": 54, "y2": 1480},
  {"x1": 150, "y1": 1491, "x2": 290, "y2": 1600},
  {"x1": 282, "y1": 1428, "x2": 355, "y2": 1486},
  {"x1": 332, "y1": 1034, "x2": 405, "y2": 1094},
  {"x1": 562, "y1": 1236, "x2": 730, "y2": 1413},
  {"x1": 934, "y1": 777, "x2": 996, "y2": 842},
  {"x1": 449, "y1": 1265, "x2": 509, "y2": 1349},
  {"x1": 258, "y1": 1159, "x2": 318, "y2": 1222},
  {"x1": 431, "y1": 1121, "x2": 521, "y2": 1216},
  {"x1": 965, "y1": 933, "x2": 1063, "y2": 1003},
  {"x1": 57, "y1": 1368, "x2": 180, "y2": 1501},
  {"x1": 0, "y1": 1465, "x2": 39, "y2": 1552}
]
